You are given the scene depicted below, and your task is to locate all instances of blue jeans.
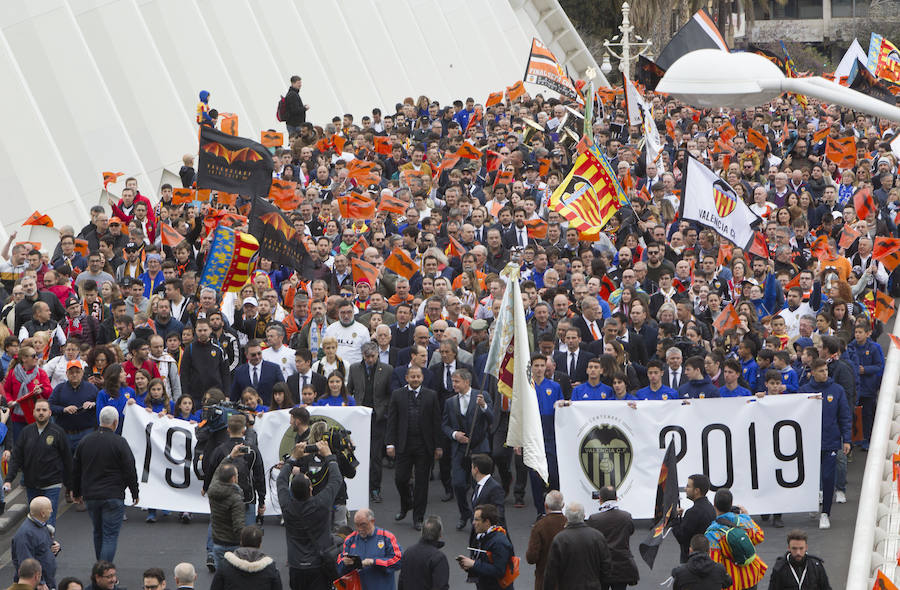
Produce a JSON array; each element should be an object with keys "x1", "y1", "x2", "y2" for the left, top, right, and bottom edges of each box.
[
  {"x1": 65, "y1": 428, "x2": 93, "y2": 453},
  {"x1": 212, "y1": 543, "x2": 239, "y2": 571},
  {"x1": 86, "y1": 498, "x2": 125, "y2": 562},
  {"x1": 835, "y1": 447, "x2": 847, "y2": 492},
  {"x1": 26, "y1": 487, "x2": 60, "y2": 527}
]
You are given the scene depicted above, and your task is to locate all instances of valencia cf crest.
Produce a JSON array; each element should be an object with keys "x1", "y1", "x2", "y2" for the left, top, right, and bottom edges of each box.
[
  {"x1": 712, "y1": 179, "x2": 737, "y2": 218},
  {"x1": 579, "y1": 424, "x2": 633, "y2": 491}
]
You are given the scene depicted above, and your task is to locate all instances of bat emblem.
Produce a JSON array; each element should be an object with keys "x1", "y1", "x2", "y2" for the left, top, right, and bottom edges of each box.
[{"x1": 202, "y1": 142, "x2": 263, "y2": 164}]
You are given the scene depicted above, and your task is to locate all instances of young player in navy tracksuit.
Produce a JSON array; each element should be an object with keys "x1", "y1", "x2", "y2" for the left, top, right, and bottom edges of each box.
[{"x1": 847, "y1": 320, "x2": 884, "y2": 450}]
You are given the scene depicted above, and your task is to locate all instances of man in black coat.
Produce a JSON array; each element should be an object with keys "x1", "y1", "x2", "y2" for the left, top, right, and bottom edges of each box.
[
  {"x1": 585, "y1": 486, "x2": 640, "y2": 589},
  {"x1": 385, "y1": 365, "x2": 442, "y2": 530},
  {"x1": 671, "y1": 474, "x2": 717, "y2": 563},
  {"x1": 180, "y1": 319, "x2": 232, "y2": 406},
  {"x1": 397, "y1": 516, "x2": 450, "y2": 590},
  {"x1": 347, "y1": 342, "x2": 393, "y2": 503},
  {"x1": 209, "y1": 525, "x2": 282, "y2": 590},
  {"x1": 553, "y1": 328, "x2": 594, "y2": 385},
  {"x1": 671, "y1": 535, "x2": 732, "y2": 590},
  {"x1": 543, "y1": 502, "x2": 613, "y2": 590},
  {"x1": 284, "y1": 76, "x2": 309, "y2": 136},
  {"x1": 767, "y1": 529, "x2": 832, "y2": 590},
  {"x1": 202, "y1": 414, "x2": 266, "y2": 522}
]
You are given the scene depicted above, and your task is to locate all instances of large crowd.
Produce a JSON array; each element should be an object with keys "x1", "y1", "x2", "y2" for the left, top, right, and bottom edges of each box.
[{"x1": 0, "y1": 69, "x2": 892, "y2": 590}]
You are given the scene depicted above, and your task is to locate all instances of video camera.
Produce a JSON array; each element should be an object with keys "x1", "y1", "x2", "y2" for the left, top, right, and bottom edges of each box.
[{"x1": 200, "y1": 400, "x2": 255, "y2": 433}]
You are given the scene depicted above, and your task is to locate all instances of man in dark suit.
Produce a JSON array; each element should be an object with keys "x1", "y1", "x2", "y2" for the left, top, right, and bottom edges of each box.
[
  {"x1": 662, "y1": 346, "x2": 685, "y2": 390},
  {"x1": 428, "y1": 340, "x2": 473, "y2": 500},
  {"x1": 372, "y1": 324, "x2": 400, "y2": 367},
  {"x1": 389, "y1": 303, "x2": 415, "y2": 349},
  {"x1": 391, "y1": 344, "x2": 428, "y2": 391},
  {"x1": 385, "y1": 365, "x2": 442, "y2": 531},
  {"x1": 553, "y1": 328, "x2": 594, "y2": 385},
  {"x1": 285, "y1": 348, "x2": 327, "y2": 401},
  {"x1": 346, "y1": 342, "x2": 393, "y2": 503},
  {"x1": 671, "y1": 473, "x2": 717, "y2": 563},
  {"x1": 598, "y1": 315, "x2": 648, "y2": 367},
  {"x1": 585, "y1": 486, "x2": 640, "y2": 588},
  {"x1": 571, "y1": 297, "x2": 603, "y2": 345},
  {"x1": 469, "y1": 453, "x2": 505, "y2": 529},
  {"x1": 500, "y1": 207, "x2": 532, "y2": 250},
  {"x1": 441, "y1": 368, "x2": 493, "y2": 530},
  {"x1": 230, "y1": 340, "x2": 284, "y2": 403}
]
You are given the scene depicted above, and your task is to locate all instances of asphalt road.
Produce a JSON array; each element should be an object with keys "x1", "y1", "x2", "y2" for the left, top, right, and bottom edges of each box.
[{"x1": 0, "y1": 452, "x2": 863, "y2": 589}]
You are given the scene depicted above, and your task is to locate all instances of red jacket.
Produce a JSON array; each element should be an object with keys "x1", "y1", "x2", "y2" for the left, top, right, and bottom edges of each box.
[
  {"x1": 123, "y1": 359, "x2": 161, "y2": 389},
  {"x1": 3, "y1": 367, "x2": 51, "y2": 424},
  {"x1": 111, "y1": 193, "x2": 156, "y2": 225}
]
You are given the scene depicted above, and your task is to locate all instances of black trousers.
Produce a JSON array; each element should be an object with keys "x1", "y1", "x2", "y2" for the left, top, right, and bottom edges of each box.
[
  {"x1": 438, "y1": 434, "x2": 453, "y2": 492},
  {"x1": 290, "y1": 567, "x2": 329, "y2": 590},
  {"x1": 395, "y1": 437, "x2": 433, "y2": 522},
  {"x1": 370, "y1": 417, "x2": 386, "y2": 492},
  {"x1": 492, "y1": 412, "x2": 527, "y2": 499}
]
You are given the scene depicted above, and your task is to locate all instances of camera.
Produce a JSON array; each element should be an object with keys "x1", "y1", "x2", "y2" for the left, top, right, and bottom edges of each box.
[
  {"x1": 201, "y1": 400, "x2": 255, "y2": 433},
  {"x1": 305, "y1": 444, "x2": 318, "y2": 453},
  {"x1": 591, "y1": 491, "x2": 601, "y2": 500},
  {"x1": 238, "y1": 445, "x2": 250, "y2": 455}
]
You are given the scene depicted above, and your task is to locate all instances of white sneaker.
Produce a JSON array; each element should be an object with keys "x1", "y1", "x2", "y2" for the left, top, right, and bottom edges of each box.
[
  {"x1": 835, "y1": 490, "x2": 847, "y2": 504},
  {"x1": 819, "y1": 513, "x2": 831, "y2": 529}
]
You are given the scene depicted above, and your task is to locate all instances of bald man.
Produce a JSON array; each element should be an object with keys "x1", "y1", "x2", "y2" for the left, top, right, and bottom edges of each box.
[{"x1": 11, "y1": 497, "x2": 59, "y2": 590}]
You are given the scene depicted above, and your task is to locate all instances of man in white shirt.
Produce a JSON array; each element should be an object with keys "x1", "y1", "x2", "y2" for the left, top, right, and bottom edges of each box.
[
  {"x1": 323, "y1": 300, "x2": 370, "y2": 366},
  {"x1": 262, "y1": 324, "x2": 296, "y2": 380},
  {"x1": 665, "y1": 347, "x2": 684, "y2": 390},
  {"x1": 778, "y1": 287, "x2": 815, "y2": 339}
]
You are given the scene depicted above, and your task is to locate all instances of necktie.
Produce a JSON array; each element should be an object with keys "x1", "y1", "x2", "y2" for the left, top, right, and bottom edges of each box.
[
  {"x1": 518, "y1": 230, "x2": 525, "y2": 247},
  {"x1": 589, "y1": 322, "x2": 599, "y2": 340},
  {"x1": 252, "y1": 366, "x2": 259, "y2": 387},
  {"x1": 672, "y1": 369, "x2": 679, "y2": 389},
  {"x1": 445, "y1": 365, "x2": 452, "y2": 390},
  {"x1": 301, "y1": 374, "x2": 307, "y2": 389},
  {"x1": 569, "y1": 352, "x2": 576, "y2": 376}
]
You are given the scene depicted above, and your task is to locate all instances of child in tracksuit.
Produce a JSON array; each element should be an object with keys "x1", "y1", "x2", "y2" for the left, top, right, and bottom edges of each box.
[
  {"x1": 847, "y1": 320, "x2": 884, "y2": 450},
  {"x1": 773, "y1": 350, "x2": 799, "y2": 393}
]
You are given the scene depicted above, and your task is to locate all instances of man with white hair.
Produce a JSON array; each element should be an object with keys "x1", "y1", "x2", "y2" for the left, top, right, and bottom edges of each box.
[
  {"x1": 542, "y1": 502, "x2": 613, "y2": 590},
  {"x1": 72, "y1": 405, "x2": 139, "y2": 563},
  {"x1": 173, "y1": 562, "x2": 197, "y2": 589},
  {"x1": 11, "y1": 496, "x2": 59, "y2": 590}
]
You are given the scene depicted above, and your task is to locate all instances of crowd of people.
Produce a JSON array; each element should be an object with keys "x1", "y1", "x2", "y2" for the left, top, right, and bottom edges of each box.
[{"x1": 0, "y1": 66, "x2": 892, "y2": 590}]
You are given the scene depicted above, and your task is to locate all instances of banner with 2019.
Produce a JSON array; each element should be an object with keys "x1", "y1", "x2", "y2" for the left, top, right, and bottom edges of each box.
[{"x1": 555, "y1": 396, "x2": 822, "y2": 518}]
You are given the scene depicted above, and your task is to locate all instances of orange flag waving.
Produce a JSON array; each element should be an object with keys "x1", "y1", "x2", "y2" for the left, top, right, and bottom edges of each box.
[
  {"x1": 874, "y1": 570, "x2": 899, "y2": 590},
  {"x1": 384, "y1": 248, "x2": 419, "y2": 280},
  {"x1": 810, "y1": 234, "x2": 835, "y2": 259},
  {"x1": 854, "y1": 187, "x2": 876, "y2": 222},
  {"x1": 331, "y1": 135, "x2": 347, "y2": 155},
  {"x1": 373, "y1": 136, "x2": 392, "y2": 156},
  {"x1": 377, "y1": 193, "x2": 408, "y2": 215},
  {"x1": 172, "y1": 188, "x2": 195, "y2": 205},
  {"x1": 486, "y1": 91, "x2": 504, "y2": 107},
  {"x1": 260, "y1": 131, "x2": 284, "y2": 148},
  {"x1": 22, "y1": 211, "x2": 53, "y2": 228},
  {"x1": 339, "y1": 193, "x2": 376, "y2": 220},
  {"x1": 445, "y1": 235, "x2": 465, "y2": 258},
  {"x1": 102, "y1": 171, "x2": 124, "y2": 189},
  {"x1": 825, "y1": 136, "x2": 857, "y2": 168},
  {"x1": 746, "y1": 128, "x2": 768, "y2": 151},
  {"x1": 874, "y1": 291, "x2": 896, "y2": 324},
  {"x1": 812, "y1": 127, "x2": 830, "y2": 144},
  {"x1": 269, "y1": 179, "x2": 299, "y2": 210},
  {"x1": 874, "y1": 236, "x2": 900, "y2": 272},
  {"x1": 159, "y1": 222, "x2": 185, "y2": 247},
  {"x1": 713, "y1": 303, "x2": 741, "y2": 335},
  {"x1": 839, "y1": 224, "x2": 861, "y2": 249},
  {"x1": 346, "y1": 160, "x2": 379, "y2": 185},
  {"x1": 507, "y1": 80, "x2": 526, "y2": 102},
  {"x1": 456, "y1": 141, "x2": 483, "y2": 160},
  {"x1": 493, "y1": 170, "x2": 514, "y2": 187},
  {"x1": 351, "y1": 257, "x2": 379, "y2": 285},
  {"x1": 717, "y1": 121, "x2": 737, "y2": 142},
  {"x1": 525, "y1": 219, "x2": 549, "y2": 240}
]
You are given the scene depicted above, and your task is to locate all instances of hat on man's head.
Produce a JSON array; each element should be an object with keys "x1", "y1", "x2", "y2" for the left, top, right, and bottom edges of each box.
[
  {"x1": 470, "y1": 319, "x2": 489, "y2": 332},
  {"x1": 109, "y1": 217, "x2": 122, "y2": 225},
  {"x1": 66, "y1": 360, "x2": 84, "y2": 372},
  {"x1": 243, "y1": 296, "x2": 258, "y2": 307},
  {"x1": 125, "y1": 242, "x2": 140, "y2": 252},
  {"x1": 65, "y1": 296, "x2": 80, "y2": 308}
]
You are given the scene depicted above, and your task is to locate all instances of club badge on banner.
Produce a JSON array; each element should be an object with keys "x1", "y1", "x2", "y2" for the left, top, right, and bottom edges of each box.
[
  {"x1": 122, "y1": 404, "x2": 372, "y2": 514},
  {"x1": 554, "y1": 396, "x2": 822, "y2": 518}
]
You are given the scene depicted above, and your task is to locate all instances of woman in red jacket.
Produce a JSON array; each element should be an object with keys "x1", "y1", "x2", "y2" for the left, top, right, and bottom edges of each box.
[{"x1": 3, "y1": 345, "x2": 52, "y2": 441}]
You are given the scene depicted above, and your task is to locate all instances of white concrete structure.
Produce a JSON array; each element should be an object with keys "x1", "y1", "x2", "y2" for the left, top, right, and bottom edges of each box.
[{"x1": 0, "y1": 0, "x2": 600, "y2": 241}]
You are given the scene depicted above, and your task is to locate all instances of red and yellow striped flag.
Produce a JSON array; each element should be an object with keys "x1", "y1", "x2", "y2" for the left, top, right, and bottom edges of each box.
[{"x1": 547, "y1": 149, "x2": 622, "y2": 233}]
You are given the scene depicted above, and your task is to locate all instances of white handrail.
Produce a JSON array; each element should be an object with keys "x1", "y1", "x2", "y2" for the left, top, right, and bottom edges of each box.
[{"x1": 847, "y1": 317, "x2": 900, "y2": 589}]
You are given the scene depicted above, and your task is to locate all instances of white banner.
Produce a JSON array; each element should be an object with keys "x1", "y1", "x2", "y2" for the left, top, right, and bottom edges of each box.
[
  {"x1": 122, "y1": 404, "x2": 372, "y2": 514},
  {"x1": 555, "y1": 396, "x2": 822, "y2": 519}
]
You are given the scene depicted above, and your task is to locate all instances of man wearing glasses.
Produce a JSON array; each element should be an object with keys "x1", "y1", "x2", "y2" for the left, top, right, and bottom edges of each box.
[
  {"x1": 90, "y1": 561, "x2": 120, "y2": 590},
  {"x1": 142, "y1": 567, "x2": 166, "y2": 590}
]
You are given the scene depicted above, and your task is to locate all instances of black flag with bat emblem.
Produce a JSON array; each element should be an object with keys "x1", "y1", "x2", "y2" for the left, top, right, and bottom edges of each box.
[
  {"x1": 639, "y1": 439, "x2": 680, "y2": 568},
  {"x1": 198, "y1": 125, "x2": 273, "y2": 196},
  {"x1": 248, "y1": 197, "x2": 314, "y2": 274}
]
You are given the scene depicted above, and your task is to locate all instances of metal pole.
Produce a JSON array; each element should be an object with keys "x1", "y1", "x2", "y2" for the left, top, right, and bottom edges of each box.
[{"x1": 620, "y1": 2, "x2": 632, "y2": 80}]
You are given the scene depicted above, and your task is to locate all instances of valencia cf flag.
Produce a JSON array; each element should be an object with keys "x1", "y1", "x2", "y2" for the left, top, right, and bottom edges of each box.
[
  {"x1": 248, "y1": 197, "x2": 314, "y2": 274},
  {"x1": 198, "y1": 126, "x2": 273, "y2": 197},
  {"x1": 713, "y1": 303, "x2": 741, "y2": 335},
  {"x1": 159, "y1": 222, "x2": 185, "y2": 247},
  {"x1": 825, "y1": 136, "x2": 857, "y2": 169},
  {"x1": 874, "y1": 291, "x2": 896, "y2": 324},
  {"x1": 351, "y1": 257, "x2": 379, "y2": 286},
  {"x1": 854, "y1": 187, "x2": 876, "y2": 222},
  {"x1": 373, "y1": 136, "x2": 392, "y2": 156},
  {"x1": 874, "y1": 236, "x2": 900, "y2": 272},
  {"x1": 384, "y1": 248, "x2": 419, "y2": 280},
  {"x1": 639, "y1": 439, "x2": 679, "y2": 568}
]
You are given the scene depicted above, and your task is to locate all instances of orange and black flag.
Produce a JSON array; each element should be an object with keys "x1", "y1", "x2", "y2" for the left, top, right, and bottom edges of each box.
[
  {"x1": 639, "y1": 439, "x2": 679, "y2": 568},
  {"x1": 717, "y1": 121, "x2": 737, "y2": 142},
  {"x1": 216, "y1": 191, "x2": 238, "y2": 207},
  {"x1": 810, "y1": 234, "x2": 835, "y2": 259},
  {"x1": 525, "y1": 219, "x2": 548, "y2": 240},
  {"x1": 507, "y1": 80, "x2": 526, "y2": 102},
  {"x1": 377, "y1": 193, "x2": 408, "y2": 215},
  {"x1": 875, "y1": 570, "x2": 900, "y2": 590},
  {"x1": 746, "y1": 128, "x2": 768, "y2": 151},
  {"x1": 22, "y1": 211, "x2": 53, "y2": 228},
  {"x1": 433, "y1": 154, "x2": 461, "y2": 180},
  {"x1": 339, "y1": 193, "x2": 376, "y2": 220},
  {"x1": 874, "y1": 236, "x2": 900, "y2": 272},
  {"x1": 348, "y1": 236, "x2": 369, "y2": 260},
  {"x1": 748, "y1": 232, "x2": 770, "y2": 259},
  {"x1": 198, "y1": 126, "x2": 273, "y2": 197},
  {"x1": 159, "y1": 222, "x2": 185, "y2": 247},
  {"x1": 346, "y1": 160, "x2": 380, "y2": 186},
  {"x1": 874, "y1": 291, "x2": 896, "y2": 324},
  {"x1": 260, "y1": 131, "x2": 284, "y2": 148},
  {"x1": 839, "y1": 224, "x2": 861, "y2": 249},
  {"x1": 538, "y1": 158, "x2": 551, "y2": 177},
  {"x1": 269, "y1": 179, "x2": 300, "y2": 211},
  {"x1": 485, "y1": 151, "x2": 502, "y2": 172},
  {"x1": 456, "y1": 141, "x2": 482, "y2": 160},
  {"x1": 333, "y1": 570, "x2": 362, "y2": 590},
  {"x1": 812, "y1": 127, "x2": 830, "y2": 144},
  {"x1": 172, "y1": 188, "x2": 195, "y2": 204},
  {"x1": 485, "y1": 91, "x2": 504, "y2": 107},
  {"x1": 825, "y1": 136, "x2": 857, "y2": 168},
  {"x1": 373, "y1": 136, "x2": 392, "y2": 156},
  {"x1": 493, "y1": 169, "x2": 514, "y2": 187},
  {"x1": 713, "y1": 303, "x2": 741, "y2": 335},
  {"x1": 854, "y1": 187, "x2": 876, "y2": 222},
  {"x1": 331, "y1": 135, "x2": 347, "y2": 155},
  {"x1": 351, "y1": 257, "x2": 379, "y2": 286},
  {"x1": 219, "y1": 113, "x2": 238, "y2": 136},
  {"x1": 102, "y1": 171, "x2": 124, "y2": 189},
  {"x1": 445, "y1": 235, "x2": 465, "y2": 259},
  {"x1": 384, "y1": 248, "x2": 419, "y2": 280},
  {"x1": 315, "y1": 137, "x2": 332, "y2": 153},
  {"x1": 248, "y1": 197, "x2": 314, "y2": 274}
]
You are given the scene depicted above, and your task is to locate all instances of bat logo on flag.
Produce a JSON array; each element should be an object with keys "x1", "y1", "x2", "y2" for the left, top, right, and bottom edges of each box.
[
  {"x1": 579, "y1": 424, "x2": 633, "y2": 491},
  {"x1": 201, "y1": 142, "x2": 264, "y2": 165},
  {"x1": 712, "y1": 179, "x2": 738, "y2": 218}
]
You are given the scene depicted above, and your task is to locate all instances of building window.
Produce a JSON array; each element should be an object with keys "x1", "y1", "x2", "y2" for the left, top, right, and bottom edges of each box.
[
  {"x1": 755, "y1": 0, "x2": 824, "y2": 19},
  {"x1": 832, "y1": 0, "x2": 870, "y2": 17}
]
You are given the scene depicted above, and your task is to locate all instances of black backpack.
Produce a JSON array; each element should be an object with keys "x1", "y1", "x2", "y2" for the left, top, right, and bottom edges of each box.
[{"x1": 276, "y1": 95, "x2": 287, "y2": 122}]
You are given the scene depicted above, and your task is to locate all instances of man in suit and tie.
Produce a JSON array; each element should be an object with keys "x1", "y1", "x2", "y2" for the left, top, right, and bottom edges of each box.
[
  {"x1": 663, "y1": 346, "x2": 685, "y2": 390},
  {"x1": 389, "y1": 303, "x2": 415, "y2": 350},
  {"x1": 553, "y1": 328, "x2": 594, "y2": 386},
  {"x1": 501, "y1": 207, "x2": 531, "y2": 250},
  {"x1": 441, "y1": 368, "x2": 493, "y2": 530},
  {"x1": 385, "y1": 365, "x2": 442, "y2": 531},
  {"x1": 601, "y1": 315, "x2": 648, "y2": 367},
  {"x1": 469, "y1": 453, "x2": 505, "y2": 529},
  {"x1": 346, "y1": 342, "x2": 393, "y2": 504},
  {"x1": 391, "y1": 344, "x2": 428, "y2": 391},
  {"x1": 286, "y1": 348, "x2": 327, "y2": 400},
  {"x1": 572, "y1": 297, "x2": 603, "y2": 346},
  {"x1": 429, "y1": 340, "x2": 473, "y2": 502},
  {"x1": 230, "y1": 340, "x2": 284, "y2": 403},
  {"x1": 372, "y1": 324, "x2": 400, "y2": 366}
]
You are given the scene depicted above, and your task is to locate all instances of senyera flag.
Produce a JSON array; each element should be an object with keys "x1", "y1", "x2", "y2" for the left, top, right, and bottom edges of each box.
[
  {"x1": 680, "y1": 155, "x2": 762, "y2": 250},
  {"x1": 523, "y1": 38, "x2": 581, "y2": 102}
]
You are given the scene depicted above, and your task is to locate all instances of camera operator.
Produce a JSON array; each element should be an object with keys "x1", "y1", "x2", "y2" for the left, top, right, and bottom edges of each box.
[
  {"x1": 201, "y1": 414, "x2": 266, "y2": 571},
  {"x1": 278, "y1": 439, "x2": 341, "y2": 590}
]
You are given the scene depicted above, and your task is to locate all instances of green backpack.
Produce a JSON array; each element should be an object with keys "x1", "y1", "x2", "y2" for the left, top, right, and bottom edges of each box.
[{"x1": 716, "y1": 517, "x2": 757, "y2": 566}]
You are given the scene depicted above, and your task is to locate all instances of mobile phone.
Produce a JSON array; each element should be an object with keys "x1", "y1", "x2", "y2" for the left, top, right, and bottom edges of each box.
[{"x1": 238, "y1": 445, "x2": 250, "y2": 455}]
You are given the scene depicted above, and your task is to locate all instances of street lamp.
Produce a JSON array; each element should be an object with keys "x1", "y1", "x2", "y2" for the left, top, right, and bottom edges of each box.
[
  {"x1": 600, "y1": 52, "x2": 613, "y2": 76},
  {"x1": 603, "y1": 1, "x2": 652, "y2": 81},
  {"x1": 656, "y1": 49, "x2": 900, "y2": 121}
]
